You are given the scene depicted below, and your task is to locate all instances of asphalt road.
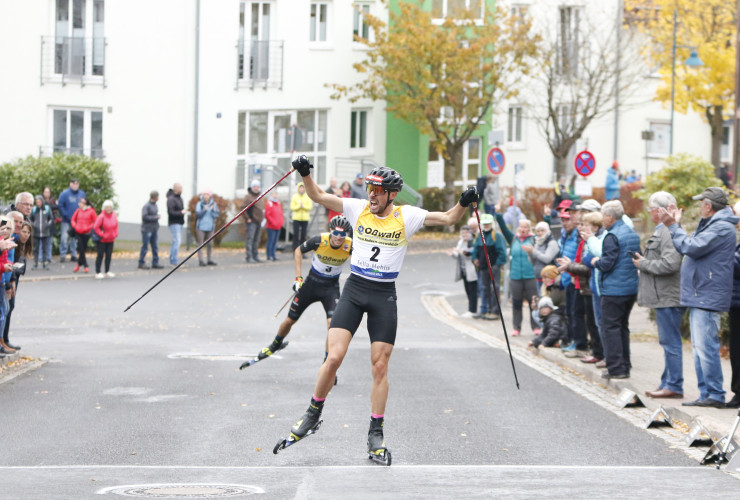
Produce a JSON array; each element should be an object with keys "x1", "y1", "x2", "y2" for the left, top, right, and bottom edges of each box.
[{"x1": 2, "y1": 250, "x2": 738, "y2": 499}]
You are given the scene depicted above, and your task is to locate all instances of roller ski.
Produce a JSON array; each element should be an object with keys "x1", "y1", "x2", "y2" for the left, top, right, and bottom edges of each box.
[
  {"x1": 239, "y1": 340, "x2": 289, "y2": 369},
  {"x1": 274, "y1": 401, "x2": 323, "y2": 454},
  {"x1": 367, "y1": 417, "x2": 392, "y2": 466}
]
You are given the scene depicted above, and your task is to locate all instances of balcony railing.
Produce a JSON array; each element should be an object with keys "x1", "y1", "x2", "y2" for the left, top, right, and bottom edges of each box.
[
  {"x1": 40, "y1": 36, "x2": 106, "y2": 87},
  {"x1": 235, "y1": 39, "x2": 284, "y2": 90},
  {"x1": 39, "y1": 146, "x2": 105, "y2": 159}
]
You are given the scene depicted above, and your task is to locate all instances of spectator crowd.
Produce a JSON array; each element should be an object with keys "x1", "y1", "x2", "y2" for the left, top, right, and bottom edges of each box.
[
  {"x1": 449, "y1": 171, "x2": 740, "y2": 410},
  {"x1": 4, "y1": 169, "x2": 740, "y2": 411}
]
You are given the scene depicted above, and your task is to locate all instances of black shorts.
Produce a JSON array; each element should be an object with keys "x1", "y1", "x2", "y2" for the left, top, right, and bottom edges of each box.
[
  {"x1": 330, "y1": 273, "x2": 398, "y2": 345},
  {"x1": 287, "y1": 274, "x2": 340, "y2": 321}
]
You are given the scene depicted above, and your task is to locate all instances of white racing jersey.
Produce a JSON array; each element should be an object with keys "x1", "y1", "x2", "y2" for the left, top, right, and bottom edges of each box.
[{"x1": 342, "y1": 198, "x2": 428, "y2": 282}]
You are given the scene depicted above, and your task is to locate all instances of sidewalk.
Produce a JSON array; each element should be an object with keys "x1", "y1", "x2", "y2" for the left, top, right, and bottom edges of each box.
[{"x1": 445, "y1": 291, "x2": 739, "y2": 454}]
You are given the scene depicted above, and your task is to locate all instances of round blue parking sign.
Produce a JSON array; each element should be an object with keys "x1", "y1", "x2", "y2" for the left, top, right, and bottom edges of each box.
[
  {"x1": 486, "y1": 147, "x2": 505, "y2": 175},
  {"x1": 574, "y1": 150, "x2": 596, "y2": 177}
]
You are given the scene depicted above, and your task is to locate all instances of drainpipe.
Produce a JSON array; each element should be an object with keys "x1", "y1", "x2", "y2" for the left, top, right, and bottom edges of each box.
[
  {"x1": 613, "y1": 0, "x2": 622, "y2": 163},
  {"x1": 188, "y1": 0, "x2": 201, "y2": 250},
  {"x1": 193, "y1": 0, "x2": 201, "y2": 194}
]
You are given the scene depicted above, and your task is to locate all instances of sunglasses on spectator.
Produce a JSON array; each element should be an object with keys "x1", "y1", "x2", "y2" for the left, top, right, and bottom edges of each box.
[
  {"x1": 331, "y1": 230, "x2": 347, "y2": 237},
  {"x1": 366, "y1": 185, "x2": 386, "y2": 195}
]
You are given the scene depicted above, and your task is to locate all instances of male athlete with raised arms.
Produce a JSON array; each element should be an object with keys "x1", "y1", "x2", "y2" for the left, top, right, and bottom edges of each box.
[{"x1": 273, "y1": 155, "x2": 477, "y2": 464}]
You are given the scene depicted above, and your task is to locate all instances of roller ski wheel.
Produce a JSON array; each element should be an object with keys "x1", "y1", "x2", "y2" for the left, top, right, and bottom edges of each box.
[
  {"x1": 368, "y1": 447, "x2": 392, "y2": 466},
  {"x1": 273, "y1": 419, "x2": 323, "y2": 454},
  {"x1": 239, "y1": 341, "x2": 290, "y2": 369}
]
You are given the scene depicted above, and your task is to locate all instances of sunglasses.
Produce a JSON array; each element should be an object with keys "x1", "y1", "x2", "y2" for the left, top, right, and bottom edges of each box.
[
  {"x1": 331, "y1": 230, "x2": 347, "y2": 237},
  {"x1": 366, "y1": 185, "x2": 386, "y2": 196}
]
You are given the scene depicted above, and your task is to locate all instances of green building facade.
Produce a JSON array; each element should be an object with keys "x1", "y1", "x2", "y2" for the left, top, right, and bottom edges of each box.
[{"x1": 385, "y1": 0, "x2": 497, "y2": 191}]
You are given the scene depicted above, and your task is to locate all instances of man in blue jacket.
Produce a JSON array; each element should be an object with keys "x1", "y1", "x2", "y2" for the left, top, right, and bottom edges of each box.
[
  {"x1": 57, "y1": 179, "x2": 86, "y2": 263},
  {"x1": 558, "y1": 201, "x2": 587, "y2": 352},
  {"x1": 592, "y1": 200, "x2": 640, "y2": 380},
  {"x1": 661, "y1": 187, "x2": 738, "y2": 408}
]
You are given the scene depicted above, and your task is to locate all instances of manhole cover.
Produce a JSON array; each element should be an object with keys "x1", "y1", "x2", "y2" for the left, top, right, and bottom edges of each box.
[{"x1": 99, "y1": 483, "x2": 263, "y2": 498}]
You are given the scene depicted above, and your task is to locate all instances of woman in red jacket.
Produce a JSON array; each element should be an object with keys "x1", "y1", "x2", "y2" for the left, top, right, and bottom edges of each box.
[
  {"x1": 93, "y1": 199, "x2": 119, "y2": 279},
  {"x1": 264, "y1": 193, "x2": 284, "y2": 261},
  {"x1": 70, "y1": 197, "x2": 97, "y2": 273}
]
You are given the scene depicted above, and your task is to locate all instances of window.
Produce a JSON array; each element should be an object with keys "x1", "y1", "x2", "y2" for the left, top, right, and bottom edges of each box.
[
  {"x1": 353, "y1": 3, "x2": 370, "y2": 41},
  {"x1": 463, "y1": 137, "x2": 481, "y2": 183},
  {"x1": 310, "y1": 2, "x2": 329, "y2": 42},
  {"x1": 558, "y1": 6, "x2": 580, "y2": 77},
  {"x1": 53, "y1": 0, "x2": 105, "y2": 79},
  {"x1": 721, "y1": 124, "x2": 731, "y2": 162},
  {"x1": 50, "y1": 108, "x2": 103, "y2": 157},
  {"x1": 350, "y1": 110, "x2": 369, "y2": 150},
  {"x1": 238, "y1": 1, "x2": 272, "y2": 81},
  {"x1": 507, "y1": 106, "x2": 523, "y2": 144},
  {"x1": 510, "y1": 4, "x2": 528, "y2": 20},
  {"x1": 432, "y1": 0, "x2": 484, "y2": 20},
  {"x1": 236, "y1": 110, "x2": 328, "y2": 183}
]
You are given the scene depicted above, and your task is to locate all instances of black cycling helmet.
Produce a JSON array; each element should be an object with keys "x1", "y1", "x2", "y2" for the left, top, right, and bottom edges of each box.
[
  {"x1": 365, "y1": 166, "x2": 404, "y2": 192},
  {"x1": 329, "y1": 215, "x2": 352, "y2": 234}
]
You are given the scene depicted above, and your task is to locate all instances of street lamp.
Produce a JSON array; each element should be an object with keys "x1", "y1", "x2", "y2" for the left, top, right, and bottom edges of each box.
[{"x1": 669, "y1": 10, "x2": 704, "y2": 155}]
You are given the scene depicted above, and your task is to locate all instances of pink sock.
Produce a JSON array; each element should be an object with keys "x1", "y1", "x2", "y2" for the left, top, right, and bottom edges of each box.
[
  {"x1": 312, "y1": 395, "x2": 326, "y2": 402},
  {"x1": 371, "y1": 413, "x2": 384, "y2": 419}
]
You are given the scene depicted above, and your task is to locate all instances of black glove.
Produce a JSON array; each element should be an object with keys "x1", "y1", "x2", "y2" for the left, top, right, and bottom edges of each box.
[
  {"x1": 292, "y1": 155, "x2": 313, "y2": 177},
  {"x1": 459, "y1": 187, "x2": 478, "y2": 208}
]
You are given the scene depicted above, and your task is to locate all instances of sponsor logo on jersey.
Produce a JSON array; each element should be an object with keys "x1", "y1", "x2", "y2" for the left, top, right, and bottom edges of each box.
[{"x1": 356, "y1": 225, "x2": 402, "y2": 239}]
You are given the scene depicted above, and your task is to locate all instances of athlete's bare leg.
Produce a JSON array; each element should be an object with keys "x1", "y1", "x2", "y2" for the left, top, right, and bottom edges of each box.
[
  {"x1": 314, "y1": 327, "x2": 352, "y2": 398},
  {"x1": 370, "y1": 341, "x2": 393, "y2": 415},
  {"x1": 277, "y1": 316, "x2": 296, "y2": 339},
  {"x1": 324, "y1": 318, "x2": 332, "y2": 352}
]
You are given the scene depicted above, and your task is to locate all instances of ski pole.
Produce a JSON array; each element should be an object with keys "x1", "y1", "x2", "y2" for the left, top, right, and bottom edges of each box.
[
  {"x1": 473, "y1": 204, "x2": 520, "y2": 390},
  {"x1": 124, "y1": 168, "x2": 296, "y2": 312},
  {"x1": 274, "y1": 291, "x2": 296, "y2": 319}
]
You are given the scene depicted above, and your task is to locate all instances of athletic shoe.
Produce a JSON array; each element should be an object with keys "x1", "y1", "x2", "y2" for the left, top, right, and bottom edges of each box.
[
  {"x1": 595, "y1": 360, "x2": 606, "y2": 368},
  {"x1": 95, "y1": 273, "x2": 104, "y2": 279},
  {"x1": 73, "y1": 265, "x2": 80, "y2": 273},
  {"x1": 512, "y1": 329, "x2": 521, "y2": 336},
  {"x1": 484, "y1": 313, "x2": 500, "y2": 320},
  {"x1": 105, "y1": 272, "x2": 115, "y2": 278},
  {"x1": 561, "y1": 341, "x2": 576, "y2": 352},
  {"x1": 460, "y1": 311, "x2": 475, "y2": 318},
  {"x1": 83, "y1": 267, "x2": 89, "y2": 273},
  {"x1": 532, "y1": 328, "x2": 542, "y2": 335}
]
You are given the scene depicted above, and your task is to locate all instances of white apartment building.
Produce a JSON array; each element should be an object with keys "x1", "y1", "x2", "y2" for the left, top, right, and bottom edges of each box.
[
  {"x1": 486, "y1": 0, "x2": 725, "y2": 196},
  {"x1": 0, "y1": 0, "x2": 387, "y2": 235}
]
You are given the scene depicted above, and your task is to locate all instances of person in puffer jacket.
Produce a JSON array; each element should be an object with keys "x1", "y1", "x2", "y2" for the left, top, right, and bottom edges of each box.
[
  {"x1": 195, "y1": 190, "x2": 220, "y2": 266},
  {"x1": 530, "y1": 296, "x2": 568, "y2": 348},
  {"x1": 93, "y1": 200, "x2": 119, "y2": 278},
  {"x1": 30, "y1": 195, "x2": 54, "y2": 269},
  {"x1": 70, "y1": 197, "x2": 97, "y2": 273}
]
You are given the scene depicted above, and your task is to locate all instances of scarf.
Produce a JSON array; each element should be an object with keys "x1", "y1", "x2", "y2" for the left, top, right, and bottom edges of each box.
[{"x1": 535, "y1": 230, "x2": 551, "y2": 247}]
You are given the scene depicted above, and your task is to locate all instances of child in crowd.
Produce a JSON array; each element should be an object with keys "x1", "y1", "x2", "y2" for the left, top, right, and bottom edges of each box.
[{"x1": 529, "y1": 296, "x2": 568, "y2": 348}]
